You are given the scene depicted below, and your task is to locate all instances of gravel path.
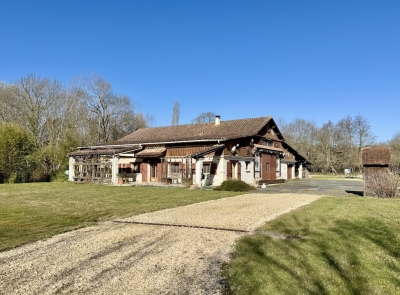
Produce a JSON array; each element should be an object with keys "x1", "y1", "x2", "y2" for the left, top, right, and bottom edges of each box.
[{"x1": 0, "y1": 193, "x2": 320, "y2": 295}]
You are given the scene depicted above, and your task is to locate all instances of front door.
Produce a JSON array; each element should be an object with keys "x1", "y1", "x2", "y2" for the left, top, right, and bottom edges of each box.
[{"x1": 261, "y1": 154, "x2": 276, "y2": 180}]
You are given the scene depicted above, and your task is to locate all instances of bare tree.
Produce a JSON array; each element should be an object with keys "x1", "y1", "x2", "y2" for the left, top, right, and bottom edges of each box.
[
  {"x1": 191, "y1": 112, "x2": 216, "y2": 124},
  {"x1": 353, "y1": 115, "x2": 376, "y2": 150},
  {"x1": 10, "y1": 74, "x2": 68, "y2": 147},
  {"x1": 388, "y1": 132, "x2": 400, "y2": 172},
  {"x1": 279, "y1": 118, "x2": 318, "y2": 164},
  {"x1": 73, "y1": 74, "x2": 135, "y2": 144},
  {"x1": 171, "y1": 101, "x2": 180, "y2": 126}
]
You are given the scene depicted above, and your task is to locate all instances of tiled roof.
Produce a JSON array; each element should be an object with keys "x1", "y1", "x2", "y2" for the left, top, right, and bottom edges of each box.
[
  {"x1": 135, "y1": 148, "x2": 166, "y2": 158},
  {"x1": 117, "y1": 117, "x2": 273, "y2": 144},
  {"x1": 68, "y1": 146, "x2": 142, "y2": 156},
  {"x1": 362, "y1": 147, "x2": 391, "y2": 165},
  {"x1": 189, "y1": 144, "x2": 225, "y2": 158}
]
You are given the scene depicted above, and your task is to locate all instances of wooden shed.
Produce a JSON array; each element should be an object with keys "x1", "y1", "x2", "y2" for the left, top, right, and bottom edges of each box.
[{"x1": 361, "y1": 147, "x2": 391, "y2": 195}]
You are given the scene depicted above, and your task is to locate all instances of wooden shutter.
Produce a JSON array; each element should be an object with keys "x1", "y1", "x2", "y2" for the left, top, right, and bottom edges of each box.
[
  {"x1": 157, "y1": 163, "x2": 162, "y2": 182},
  {"x1": 227, "y1": 161, "x2": 232, "y2": 179},
  {"x1": 211, "y1": 163, "x2": 217, "y2": 175},
  {"x1": 163, "y1": 161, "x2": 168, "y2": 178},
  {"x1": 237, "y1": 162, "x2": 241, "y2": 180},
  {"x1": 140, "y1": 162, "x2": 147, "y2": 182},
  {"x1": 270, "y1": 155, "x2": 276, "y2": 180}
]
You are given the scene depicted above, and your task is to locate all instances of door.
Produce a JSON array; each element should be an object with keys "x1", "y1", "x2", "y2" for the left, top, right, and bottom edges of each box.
[
  {"x1": 150, "y1": 160, "x2": 158, "y2": 182},
  {"x1": 288, "y1": 164, "x2": 293, "y2": 180},
  {"x1": 261, "y1": 154, "x2": 276, "y2": 180}
]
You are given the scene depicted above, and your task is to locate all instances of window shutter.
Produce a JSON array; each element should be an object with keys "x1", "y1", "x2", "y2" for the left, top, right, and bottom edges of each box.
[
  {"x1": 211, "y1": 163, "x2": 217, "y2": 175},
  {"x1": 157, "y1": 163, "x2": 162, "y2": 182},
  {"x1": 227, "y1": 161, "x2": 232, "y2": 179},
  {"x1": 140, "y1": 162, "x2": 147, "y2": 182}
]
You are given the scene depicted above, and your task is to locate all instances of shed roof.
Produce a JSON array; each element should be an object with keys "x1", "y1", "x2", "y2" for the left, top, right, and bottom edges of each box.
[
  {"x1": 135, "y1": 148, "x2": 166, "y2": 158},
  {"x1": 68, "y1": 146, "x2": 141, "y2": 157},
  {"x1": 361, "y1": 147, "x2": 391, "y2": 165},
  {"x1": 116, "y1": 116, "x2": 275, "y2": 144}
]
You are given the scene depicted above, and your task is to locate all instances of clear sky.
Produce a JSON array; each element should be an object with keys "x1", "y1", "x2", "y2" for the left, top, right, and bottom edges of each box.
[{"x1": 1, "y1": 1, "x2": 399, "y2": 142}]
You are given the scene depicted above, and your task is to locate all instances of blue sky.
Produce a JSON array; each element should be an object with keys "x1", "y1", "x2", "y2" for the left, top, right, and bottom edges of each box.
[{"x1": 1, "y1": 1, "x2": 399, "y2": 142}]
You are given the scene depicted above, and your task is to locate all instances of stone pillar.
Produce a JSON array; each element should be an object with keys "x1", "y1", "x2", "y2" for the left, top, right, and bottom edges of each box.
[
  {"x1": 112, "y1": 156, "x2": 119, "y2": 184},
  {"x1": 68, "y1": 157, "x2": 75, "y2": 182},
  {"x1": 195, "y1": 158, "x2": 204, "y2": 187}
]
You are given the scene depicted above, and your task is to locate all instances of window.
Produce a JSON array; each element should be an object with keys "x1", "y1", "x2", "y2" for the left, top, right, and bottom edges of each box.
[
  {"x1": 203, "y1": 163, "x2": 211, "y2": 174},
  {"x1": 245, "y1": 161, "x2": 250, "y2": 171},
  {"x1": 262, "y1": 139, "x2": 273, "y2": 147},
  {"x1": 171, "y1": 163, "x2": 179, "y2": 173}
]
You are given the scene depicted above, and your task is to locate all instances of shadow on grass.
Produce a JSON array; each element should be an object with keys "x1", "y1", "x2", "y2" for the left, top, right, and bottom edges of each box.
[
  {"x1": 345, "y1": 190, "x2": 364, "y2": 197},
  {"x1": 225, "y1": 217, "x2": 400, "y2": 295}
]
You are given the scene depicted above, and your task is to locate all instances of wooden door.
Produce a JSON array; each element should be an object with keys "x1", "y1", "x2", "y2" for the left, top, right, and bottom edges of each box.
[
  {"x1": 237, "y1": 162, "x2": 241, "y2": 180},
  {"x1": 288, "y1": 165, "x2": 293, "y2": 180},
  {"x1": 140, "y1": 162, "x2": 148, "y2": 182},
  {"x1": 261, "y1": 154, "x2": 276, "y2": 180}
]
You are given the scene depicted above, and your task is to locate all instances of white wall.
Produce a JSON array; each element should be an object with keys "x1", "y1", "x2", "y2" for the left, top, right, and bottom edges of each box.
[
  {"x1": 280, "y1": 163, "x2": 288, "y2": 179},
  {"x1": 240, "y1": 160, "x2": 254, "y2": 184}
]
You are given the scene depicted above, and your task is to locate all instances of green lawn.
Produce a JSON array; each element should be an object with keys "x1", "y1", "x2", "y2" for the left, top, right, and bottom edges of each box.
[
  {"x1": 0, "y1": 182, "x2": 240, "y2": 251},
  {"x1": 223, "y1": 196, "x2": 400, "y2": 295}
]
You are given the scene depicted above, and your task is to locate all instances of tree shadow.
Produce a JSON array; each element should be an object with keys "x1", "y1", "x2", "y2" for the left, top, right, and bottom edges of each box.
[
  {"x1": 345, "y1": 190, "x2": 364, "y2": 196},
  {"x1": 226, "y1": 215, "x2": 400, "y2": 294}
]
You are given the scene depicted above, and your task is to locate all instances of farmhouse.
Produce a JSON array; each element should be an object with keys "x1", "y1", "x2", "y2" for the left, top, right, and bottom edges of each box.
[{"x1": 68, "y1": 116, "x2": 309, "y2": 186}]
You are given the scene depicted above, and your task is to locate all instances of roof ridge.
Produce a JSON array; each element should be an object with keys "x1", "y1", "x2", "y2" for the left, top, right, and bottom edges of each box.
[{"x1": 136, "y1": 116, "x2": 272, "y2": 130}]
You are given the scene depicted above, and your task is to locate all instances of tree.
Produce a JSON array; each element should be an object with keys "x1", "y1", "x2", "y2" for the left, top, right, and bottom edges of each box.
[
  {"x1": 279, "y1": 118, "x2": 318, "y2": 166},
  {"x1": 10, "y1": 74, "x2": 64, "y2": 147},
  {"x1": 73, "y1": 74, "x2": 136, "y2": 144},
  {"x1": 0, "y1": 82, "x2": 17, "y2": 123},
  {"x1": 388, "y1": 132, "x2": 400, "y2": 172},
  {"x1": 171, "y1": 101, "x2": 180, "y2": 126},
  {"x1": 0, "y1": 123, "x2": 36, "y2": 183},
  {"x1": 353, "y1": 114, "x2": 376, "y2": 150},
  {"x1": 191, "y1": 112, "x2": 216, "y2": 124}
]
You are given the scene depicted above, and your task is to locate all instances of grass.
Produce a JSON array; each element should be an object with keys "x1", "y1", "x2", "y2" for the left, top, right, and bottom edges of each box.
[
  {"x1": 223, "y1": 196, "x2": 400, "y2": 295},
  {"x1": 0, "y1": 182, "x2": 241, "y2": 252}
]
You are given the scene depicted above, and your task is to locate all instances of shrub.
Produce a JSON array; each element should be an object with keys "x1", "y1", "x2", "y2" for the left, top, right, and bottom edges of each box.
[
  {"x1": 214, "y1": 179, "x2": 254, "y2": 192},
  {"x1": 364, "y1": 173, "x2": 399, "y2": 198}
]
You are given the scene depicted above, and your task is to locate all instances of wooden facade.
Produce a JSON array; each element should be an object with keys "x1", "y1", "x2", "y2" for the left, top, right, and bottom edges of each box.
[{"x1": 68, "y1": 116, "x2": 309, "y2": 186}]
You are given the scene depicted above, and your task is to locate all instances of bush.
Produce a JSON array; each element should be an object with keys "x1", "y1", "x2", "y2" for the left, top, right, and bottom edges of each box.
[
  {"x1": 214, "y1": 179, "x2": 254, "y2": 192},
  {"x1": 365, "y1": 173, "x2": 399, "y2": 198}
]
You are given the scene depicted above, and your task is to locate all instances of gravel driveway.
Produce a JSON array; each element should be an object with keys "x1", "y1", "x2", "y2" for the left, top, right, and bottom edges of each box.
[{"x1": 0, "y1": 193, "x2": 319, "y2": 295}]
